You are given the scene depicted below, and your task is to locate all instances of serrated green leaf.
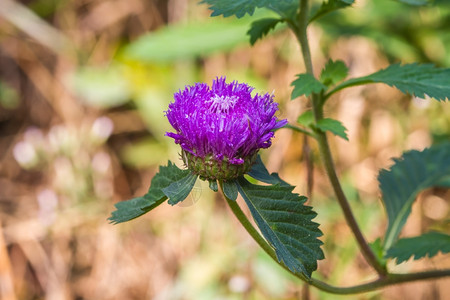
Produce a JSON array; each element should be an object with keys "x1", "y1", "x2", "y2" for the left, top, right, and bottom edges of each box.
[
  {"x1": 334, "y1": 64, "x2": 450, "y2": 101},
  {"x1": 201, "y1": 0, "x2": 298, "y2": 19},
  {"x1": 296, "y1": 111, "x2": 314, "y2": 126},
  {"x1": 379, "y1": 142, "x2": 450, "y2": 251},
  {"x1": 109, "y1": 162, "x2": 192, "y2": 224},
  {"x1": 386, "y1": 232, "x2": 450, "y2": 264},
  {"x1": 124, "y1": 20, "x2": 249, "y2": 63},
  {"x1": 163, "y1": 173, "x2": 198, "y2": 205},
  {"x1": 222, "y1": 180, "x2": 238, "y2": 200},
  {"x1": 309, "y1": 0, "x2": 354, "y2": 23},
  {"x1": 316, "y1": 118, "x2": 349, "y2": 141},
  {"x1": 247, "y1": 155, "x2": 289, "y2": 186},
  {"x1": 236, "y1": 177, "x2": 324, "y2": 277},
  {"x1": 291, "y1": 74, "x2": 327, "y2": 99},
  {"x1": 320, "y1": 59, "x2": 348, "y2": 86},
  {"x1": 247, "y1": 18, "x2": 282, "y2": 45}
]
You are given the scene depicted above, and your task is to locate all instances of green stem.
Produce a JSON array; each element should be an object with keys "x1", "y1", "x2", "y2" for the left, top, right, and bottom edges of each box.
[
  {"x1": 220, "y1": 184, "x2": 281, "y2": 264},
  {"x1": 221, "y1": 187, "x2": 450, "y2": 294},
  {"x1": 316, "y1": 134, "x2": 387, "y2": 275},
  {"x1": 284, "y1": 124, "x2": 315, "y2": 137},
  {"x1": 309, "y1": 270, "x2": 450, "y2": 294},
  {"x1": 293, "y1": 0, "x2": 387, "y2": 276},
  {"x1": 324, "y1": 79, "x2": 374, "y2": 101}
]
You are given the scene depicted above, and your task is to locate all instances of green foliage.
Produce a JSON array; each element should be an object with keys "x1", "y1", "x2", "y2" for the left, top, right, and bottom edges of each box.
[
  {"x1": 378, "y1": 142, "x2": 450, "y2": 251},
  {"x1": 369, "y1": 238, "x2": 388, "y2": 267},
  {"x1": 320, "y1": 60, "x2": 348, "y2": 86},
  {"x1": 209, "y1": 180, "x2": 219, "y2": 192},
  {"x1": 0, "y1": 81, "x2": 19, "y2": 109},
  {"x1": 386, "y1": 232, "x2": 450, "y2": 263},
  {"x1": 296, "y1": 111, "x2": 348, "y2": 141},
  {"x1": 316, "y1": 118, "x2": 349, "y2": 141},
  {"x1": 395, "y1": 0, "x2": 429, "y2": 5},
  {"x1": 109, "y1": 162, "x2": 194, "y2": 224},
  {"x1": 333, "y1": 64, "x2": 450, "y2": 101},
  {"x1": 70, "y1": 65, "x2": 131, "y2": 108},
  {"x1": 124, "y1": 20, "x2": 249, "y2": 63},
  {"x1": 291, "y1": 74, "x2": 327, "y2": 99},
  {"x1": 296, "y1": 110, "x2": 314, "y2": 126},
  {"x1": 247, "y1": 155, "x2": 289, "y2": 186},
  {"x1": 309, "y1": 0, "x2": 354, "y2": 23},
  {"x1": 200, "y1": 0, "x2": 298, "y2": 19},
  {"x1": 315, "y1": 1, "x2": 450, "y2": 66},
  {"x1": 248, "y1": 18, "x2": 282, "y2": 45},
  {"x1": 163, "y1": 173, "x2": 198, "y2": 205},
  {"x1": 236, "y1": 177, "x2": 324, "y2": 277},
  {"x1": 222, "y1": 180, "x2": 238, "y2": 200}
]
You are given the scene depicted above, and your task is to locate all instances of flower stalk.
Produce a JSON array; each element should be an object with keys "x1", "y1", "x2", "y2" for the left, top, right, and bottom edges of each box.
[
  {"x1": 294, "y1": 0, "x2": 387, "y2": 276},
  {"x1": 222, "y1": 187, "x2": 450, "y2": 294}
]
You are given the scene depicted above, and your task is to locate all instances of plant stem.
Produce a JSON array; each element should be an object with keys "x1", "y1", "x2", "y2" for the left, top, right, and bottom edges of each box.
[
  {"x1": 294, "y1": 0, "x2": 387, "y2": 276},
  {"x1": 298, "y1": 0, "x2": 314, "y2": 75},
  {"x1": 221, "y1": 187, "x2": 450, "y2": 294},
  {"x1": 316, "y1": 134, "x2": 387, "y2": 275},
  {"x1": 309, "y1": 269, "x2": 450, "y2": 294},
  {"x1": 284, "y1": 123, "x2": 315, "y2": 137},
  {"x1": 220, "y1": 184, "x2": 280, "y2": 263}
]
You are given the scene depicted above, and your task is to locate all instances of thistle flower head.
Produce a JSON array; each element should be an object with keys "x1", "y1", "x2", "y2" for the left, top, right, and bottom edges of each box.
[{"x1": 165, "y1": 77, "x2": 287, "y2": 181}]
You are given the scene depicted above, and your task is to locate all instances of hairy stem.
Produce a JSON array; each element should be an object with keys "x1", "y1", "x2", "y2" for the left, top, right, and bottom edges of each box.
[
  {"x1": 315, "y1": 133, "x2": 387, "y2": 275},
  {"x1": 294, "y1": 0, "x2": 387, "y2": 275}
]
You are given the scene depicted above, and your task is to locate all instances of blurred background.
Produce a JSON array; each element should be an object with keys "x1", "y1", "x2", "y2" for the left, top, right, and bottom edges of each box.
[{"x1": 0, "y1": 0, "x2": 449, "y2": 299}]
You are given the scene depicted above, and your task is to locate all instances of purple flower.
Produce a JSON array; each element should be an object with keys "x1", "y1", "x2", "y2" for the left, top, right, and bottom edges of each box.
[{"x1": 165, "y1": 77, "x2": 287, "y2": 180}]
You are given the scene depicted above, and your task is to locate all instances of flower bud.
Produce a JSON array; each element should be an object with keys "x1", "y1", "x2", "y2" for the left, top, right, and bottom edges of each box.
[{"x1": 166, "y1": 77, "x2": 286, "y2": 181}]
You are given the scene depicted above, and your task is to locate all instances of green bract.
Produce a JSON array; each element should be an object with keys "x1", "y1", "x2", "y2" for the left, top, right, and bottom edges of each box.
[{"x1": 182, "y1": 150, "x2": 258, "y2": 181}]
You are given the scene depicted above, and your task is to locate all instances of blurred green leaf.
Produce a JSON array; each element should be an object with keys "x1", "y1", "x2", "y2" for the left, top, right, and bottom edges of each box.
[
  {"x1": 70, "y1": 65, "x2": 131, "y2": 108},
  {"x1": 296, "y1": 110, "x2": 314, "y2": 126},
  {"x1": 124, "y1": 20, "x2": 250, "y2": 63},
  {"x1": 109, "y1": 161, "x2": 190, "y2": 223},
  {"x1": 236, "y1": 177, "x2": 324, "y2": 278},
  {"x1": 379, "y1": 142, "x2": 450, "y2": 251},
  {"x1": 29, "y1": 0, "x2": 63, "y2": 17},
  {"x1": 201, "y1": 0, "x2": 298, "y2": 19},
  {"x1": 320, "y1": 59, "x2": 348, "y2": 86},
  {"x1": 386, "y1": 232, "x2": 450, "y2": 263},
  {"x1": 316, "y1": 118, "x2": 349, "y2": 141},
  {"x1": 247, "y1": 18, "x2": 282, "y2": 45},
  {"x1": 315, "y1": 1, "x2": 450, "y2": 66},
  {"x1": 0, "y1": 81, "x2": 19, "y2": 109},
  {"x1": 163, "y1": 172, "x2": 198, "y2": 205},
  {"x1": 120, "y1": 138, "x2": 168, "y2": 169},
  {"x1": 134, "y1": 88, "x2": 172, "y2": 139},
  {"x1": 309, "y1": 0, "x2": 354, "y2": 23},
  {"x1": 253, "y1": 251, "x2": 294, "y2": 297},
  {"x1": 394, "y1": 0, "x2": 429, "y2": 5},
  {"x1": 291, "y1": 73, "x2": 326, "y2": 99},
  {"x1": 331, "y1": 64, "x2": 450, "y2": 101}
]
